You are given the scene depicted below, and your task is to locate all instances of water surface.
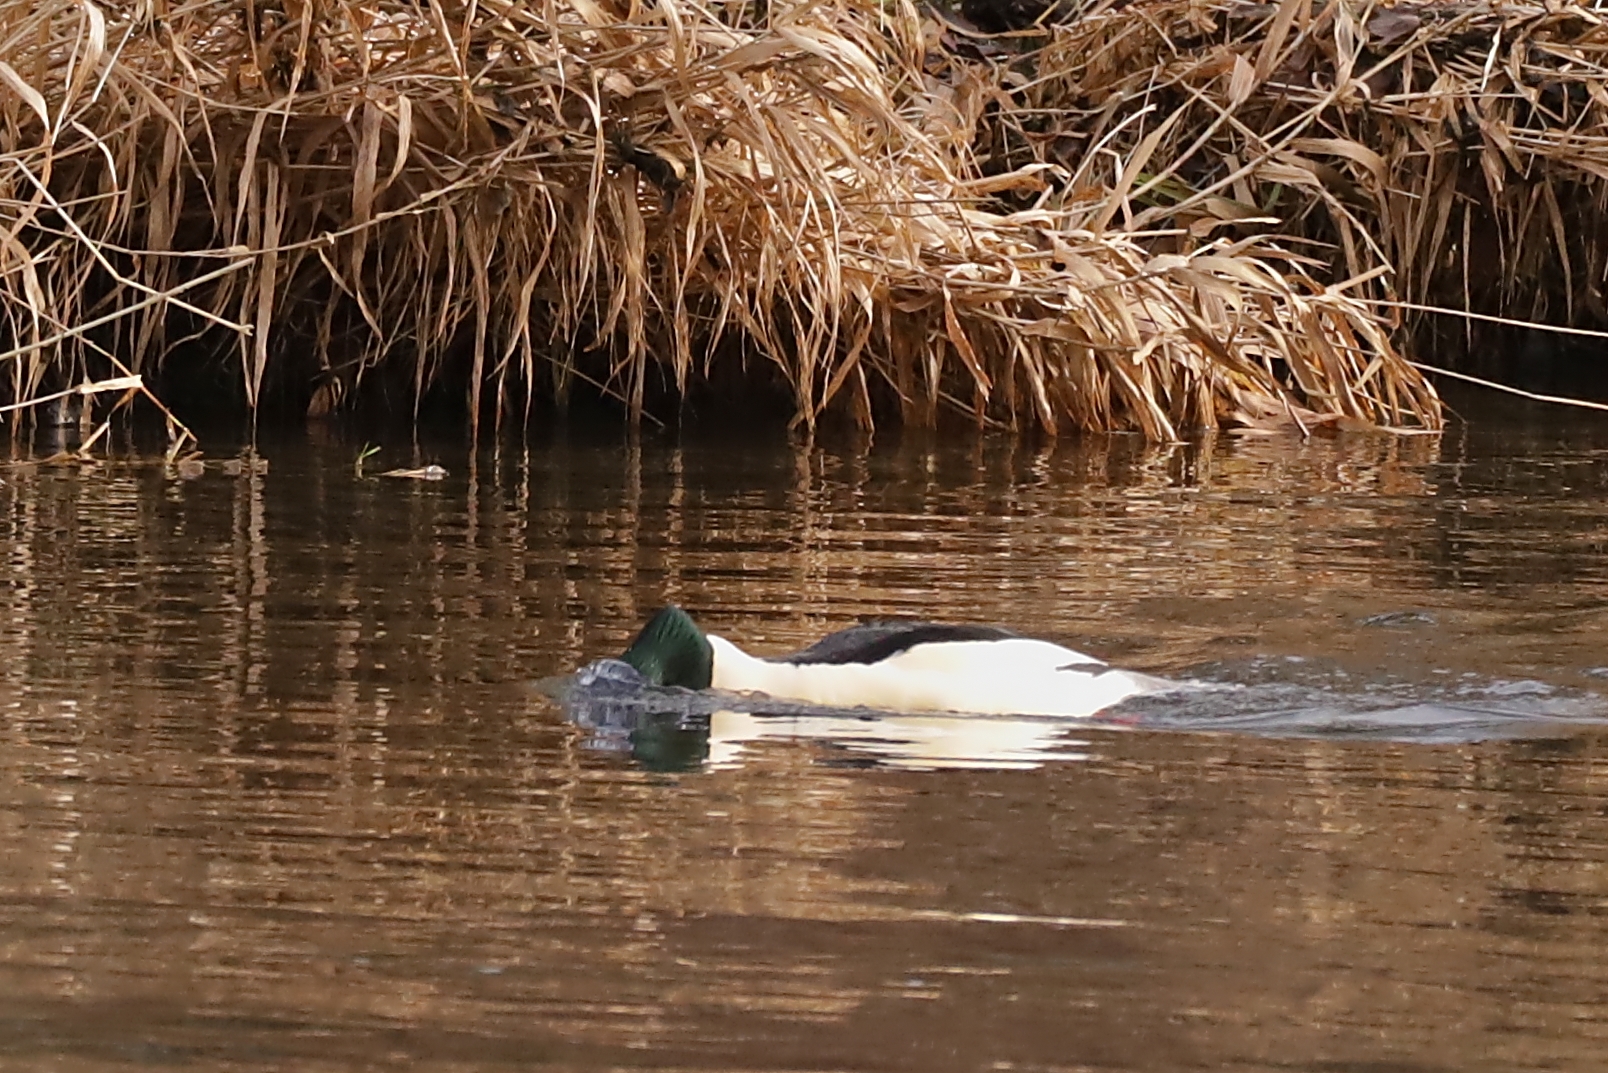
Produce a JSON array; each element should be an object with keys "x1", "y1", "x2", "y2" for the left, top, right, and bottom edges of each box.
[{"x1": 3, "y1": 406, "x2": 1608, "y2": 1071}]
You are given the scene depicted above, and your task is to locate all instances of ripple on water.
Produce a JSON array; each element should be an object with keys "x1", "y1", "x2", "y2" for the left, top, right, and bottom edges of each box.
[{"x1": 0, "y1": 416, "x2": 1606, "y2": 1071}]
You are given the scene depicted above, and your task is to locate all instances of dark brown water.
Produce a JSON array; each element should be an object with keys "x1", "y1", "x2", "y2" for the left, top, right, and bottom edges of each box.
[{"x1": 4, "y1": 408, "x2": 1608, "y2": 1072}]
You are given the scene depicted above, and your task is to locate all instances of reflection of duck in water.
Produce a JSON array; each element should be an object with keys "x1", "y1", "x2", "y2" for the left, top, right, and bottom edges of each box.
[
  {"x1": 619, "y1": 606, "x2": 1161, "y2": 719},
  {"x1": 702, "y1": 709, "x2": 1088, "y2": 770}
]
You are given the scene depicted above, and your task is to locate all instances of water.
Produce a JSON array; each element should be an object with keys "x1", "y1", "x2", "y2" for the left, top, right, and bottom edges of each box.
[{"x1": 3, "y1": 406, "x2": 1608, "y2": 1071}]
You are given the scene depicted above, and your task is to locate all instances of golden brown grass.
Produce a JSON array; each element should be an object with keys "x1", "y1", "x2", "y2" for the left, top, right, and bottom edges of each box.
[
  {"x1": 0, "y1": 0, "x2": 1479, "y2": 441},
  {"x1": 994, "y1": 0, "x2": 1608, "y2": 350}
]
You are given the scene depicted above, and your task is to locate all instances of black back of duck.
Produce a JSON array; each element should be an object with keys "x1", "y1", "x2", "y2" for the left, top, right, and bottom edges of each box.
[{"x1": 782, "y1": 622, "x2": 1020, "y2": 667}]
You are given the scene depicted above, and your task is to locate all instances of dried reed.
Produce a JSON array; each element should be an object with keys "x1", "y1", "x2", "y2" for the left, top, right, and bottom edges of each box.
[
  {"x1": 0, "y1": 0, "x2": 1464, "y2": 439},
  {"x1": 993, "y1": 0, "x2": 1608, "y2": 355}
]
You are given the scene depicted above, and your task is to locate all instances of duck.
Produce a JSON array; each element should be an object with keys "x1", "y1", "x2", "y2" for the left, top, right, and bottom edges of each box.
[{"x1": 616, "y1": 605, "x2": 1164, "y2": 718}]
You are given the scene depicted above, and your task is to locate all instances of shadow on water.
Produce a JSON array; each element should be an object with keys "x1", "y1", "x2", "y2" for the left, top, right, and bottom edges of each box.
[{"x1": 3, "y1": 399, "x2": 1608, "y2": 1071}]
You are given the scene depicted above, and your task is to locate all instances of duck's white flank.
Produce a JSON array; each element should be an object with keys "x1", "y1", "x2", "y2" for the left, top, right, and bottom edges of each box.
[{"x1": 706, "y1": 635, "x2": 1149, "y2": 717}]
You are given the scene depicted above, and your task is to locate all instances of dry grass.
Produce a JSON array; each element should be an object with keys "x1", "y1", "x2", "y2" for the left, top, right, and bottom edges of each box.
[
  {"x1": 989, "y1": 0, "x2": 1608, "y2": 345},
  {"x1": 0, "y1": 0, "x2": 1470, "y2": 440}
]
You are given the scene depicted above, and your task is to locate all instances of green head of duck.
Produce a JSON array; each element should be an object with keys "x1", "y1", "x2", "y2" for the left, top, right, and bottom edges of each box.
[{"x1": 620, "y1": 605, "x2": 714, "y2": 689}]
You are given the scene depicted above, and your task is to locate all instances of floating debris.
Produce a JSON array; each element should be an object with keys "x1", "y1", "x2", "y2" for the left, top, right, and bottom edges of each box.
[
  {"x1": 1360, "y1": 611, "x2": 1440, "y2": 628},
  {"x1": 378, "y1": 466, "x2": 448, "y2": 481}
]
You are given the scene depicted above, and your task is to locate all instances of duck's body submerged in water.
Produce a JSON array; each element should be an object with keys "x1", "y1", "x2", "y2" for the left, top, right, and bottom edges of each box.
[{"x1": 616, "y1": 606, "x2": 1164, "y2": 718}]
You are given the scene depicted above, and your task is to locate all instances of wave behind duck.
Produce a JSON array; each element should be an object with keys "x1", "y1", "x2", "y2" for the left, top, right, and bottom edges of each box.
[{"x1": 538, "y1": 657, "x2": 1608, "y2": 772}]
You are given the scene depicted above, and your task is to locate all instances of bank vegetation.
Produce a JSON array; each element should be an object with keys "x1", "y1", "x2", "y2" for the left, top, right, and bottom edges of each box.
[{"x1": 3, "y1": 0, "x2": 1595, "y2": 440}]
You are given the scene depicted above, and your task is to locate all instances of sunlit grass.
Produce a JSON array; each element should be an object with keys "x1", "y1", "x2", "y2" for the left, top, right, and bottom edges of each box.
[{"x1": 0, "y1": 0, "x2": 1464, "y2": 438}]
